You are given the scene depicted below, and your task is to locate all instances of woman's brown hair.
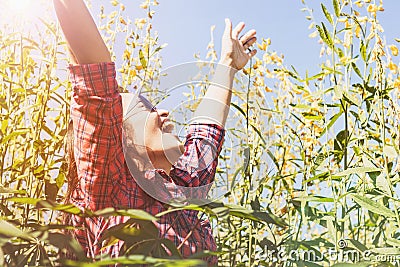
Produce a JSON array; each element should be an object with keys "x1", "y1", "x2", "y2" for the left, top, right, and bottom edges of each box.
[{"x1": 65, "y1": 120, "x2": 78, "y2": 203}]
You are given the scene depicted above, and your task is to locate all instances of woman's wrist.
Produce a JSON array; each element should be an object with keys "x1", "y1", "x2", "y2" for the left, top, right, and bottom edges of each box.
[{"x1": 218, "y1": 58, "x2": 239, "y2": 73}]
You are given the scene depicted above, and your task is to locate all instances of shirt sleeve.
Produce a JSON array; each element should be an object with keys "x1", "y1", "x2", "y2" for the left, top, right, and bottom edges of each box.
[
  {"x1": 170, "y1": 124, "x2": 225, "y2": 188},
  {"x1": 69, "y1": 62, "x2": 123, "y2": 211}
]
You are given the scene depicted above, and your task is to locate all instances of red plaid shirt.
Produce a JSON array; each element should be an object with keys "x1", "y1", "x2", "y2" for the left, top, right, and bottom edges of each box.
[{"x1": 68, "y1": 62, "x2": 224, "y2": 265}]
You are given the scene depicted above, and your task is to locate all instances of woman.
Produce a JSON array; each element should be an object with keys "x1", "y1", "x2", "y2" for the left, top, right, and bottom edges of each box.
[{"x1": 54, "y1": 0, "x2": 257, "y2": 265}]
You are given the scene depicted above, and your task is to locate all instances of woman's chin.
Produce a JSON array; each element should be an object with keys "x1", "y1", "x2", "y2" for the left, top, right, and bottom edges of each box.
[{"x1": 161, "y1": 133, "x2": 184, "y2": 164}]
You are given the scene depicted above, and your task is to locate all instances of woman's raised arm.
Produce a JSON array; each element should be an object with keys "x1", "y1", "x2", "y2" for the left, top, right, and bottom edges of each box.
[
  {"x1": 54, "y1": 0, "x2": 125, "y2": 211},
  {"x1": 53, "y1": 0, "x2": 111, "y2": 64}
]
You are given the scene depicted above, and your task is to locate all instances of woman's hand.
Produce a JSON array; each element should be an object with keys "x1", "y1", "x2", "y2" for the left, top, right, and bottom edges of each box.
[
  {"x1": 53, "y1": 0, "x2": 111, "y2": 64},
  {"x1": 220, "y1": 19, "x2": 257, "y2": 71}
]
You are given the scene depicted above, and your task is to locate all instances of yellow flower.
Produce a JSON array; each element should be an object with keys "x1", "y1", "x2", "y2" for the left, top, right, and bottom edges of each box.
[
  {"x1": 257, "y1": 42, "x2": 267, "y2": 51},
  {"x1": 394, "y1": 78, "x2": 400, "y2": 89},
  {"x1": 253, "y1": 76, "x2": 265, "y2": 87},
  {"x1": 119, "y1": 17, "x2": 127, "y2": 25},
  {"x1": 135, "y1": 18, "x2": 147, "y2": 29},
  {"x1": 109, "y1": 11, "x2": 118, "y2": 19},
  {"x1": 388, "y1": 61, "x2": 398, "y2": 73},
  {"x1": 129, "y1": 69, "x2": 137, "y2": 78},
  {"x1": 390, "y1": 45, "x2": 399, "y2": 56},
  {"x1": 140, "y1": 2, "x2": 149, "y2": 9},
  {"x1": 339, "y1": 56, "x2": 351, "y2": 65},
  {"x1": 123, "y1": 50, "x2": 131, "y2": 60},
  {"x1": 252, "y1": 59, "x2": 262, "y2": 70},
  {"x1": 367, "y1": 4, "x2": 378, "y2": 14},
  {"x1": 355, "y1": 25, "x2": 361, "y2": 38},
  {"x1": 270, "y1": 52, "x2": 283, "y2": 65},
  {"x1": 292, "y1": 87, "x2": 303, "y2": 94},
  {"x1": 309, "y1": 31, "x2": 318, "y2": 38}
]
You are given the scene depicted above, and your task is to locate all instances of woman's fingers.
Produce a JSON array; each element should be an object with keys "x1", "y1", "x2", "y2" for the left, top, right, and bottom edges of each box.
[
  {"x1": 248, "y1": 48, "x2": 257, "y2": 58},
  {"x1": 232, "y1": 22, "x2": 245, "y2": 39},
  {"x1": 240, "y1": 29, "x2": 257, "y2": 44},
  {"x1": 224, "y1": 18, "x2": 233, "y2": 38},
  {"x1": 243, "y1": 37, "x2": 257, "y2": 50}
]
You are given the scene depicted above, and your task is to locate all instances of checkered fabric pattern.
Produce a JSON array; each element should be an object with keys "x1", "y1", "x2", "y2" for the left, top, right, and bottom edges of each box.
[{"x1": 67, "y1": 62, "x2": 224, "y2": 265}]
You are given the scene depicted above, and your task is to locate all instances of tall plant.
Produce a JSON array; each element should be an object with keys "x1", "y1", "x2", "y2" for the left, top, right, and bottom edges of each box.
[
  {"x1": 212, "y1": 0, "x2": 400, "y2": 266},
  {"x1": 1, "y1": 0, "x2": 400, "y2": 266}
]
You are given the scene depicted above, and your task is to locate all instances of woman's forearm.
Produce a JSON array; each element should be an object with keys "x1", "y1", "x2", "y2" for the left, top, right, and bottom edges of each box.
[
  {"x1": 191, "y1": 63, "x2": 236, "y2": 127},
  {"x1": 53, "y1": 0, "x2": 111, "y2": 64},
  {"x1": 192, "y1": 19, "x2": 256, "y2": 127}
]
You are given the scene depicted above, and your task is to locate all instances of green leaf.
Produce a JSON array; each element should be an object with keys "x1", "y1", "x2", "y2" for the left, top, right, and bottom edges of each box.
[
  {"x1": 243, "y1": 146, "x2": 250, "y2": 174},
  {"x1": 303, "y1": 115, "x2": 324, "y2": 121},
  {"x1": 319, "y1": 110, "x2": 343, "y2": 137},
  {"x1": 160, "y1": 239, "x2": 182, "y2": 257},
  {"x1": 333, "y1": 130, "x2": 348, "y2": 163},
  {"x1": 343, "y1": 91, "x2": 360, "y2": 107},
  {"x1": 333, "y1": 167, "x2": 381, "y2": 178},
  {"x1": 351, "y1": 62, "x2": 363, "y2": 79},
  {"x1": 139, "y1": 49, "x2": 147, "y2": 68},
  {"x1": 316, "y1": 23, "x2": 333, "y2": 47},
  {"x1": 224, "y1": 204, "x2": 287, "y2": 226},
  {"x1": 313, "y1": 152, "x2": 328, "y2": 170},
  {"x1": 250, "y1": 123, "x2": 267, "y2": 145},
  {"x1": 370, "y1": 247, "x2": 400, "y2": 254},
  {"x1": 6, "y1": 197, "x2": 43, "y2": 205},
  {"x1": 304, "y1": 72, "x2": 325, "y2": 82},
  {"x1": 321, "y1": 3, "x2": 333, "y2": 24},
  {"x1": 62, "y1": 255, "x2": 206, "y2": 266},
  {"x1": 0, "y1": 186, "x2": 26, "y2": 195},
  {"x1": 1, "y1": 119, "x2": 8, "y2": 133},
  {"x1": 351, "y1": 194, "x2": 395, "y2": 218},
  {"x1": 331, "y1": 263, "x2": 370, "y2": 267},
  {"x1": 0, "y1": 220, "x2": 34, "y2": 241},
  {"x1": 92, "y1": 208, "x2": 157, "y2": 221},
  {"x1": 297, "y1": 261, "x2": 323, "y2": 267},
  {"x1": 386, "y1": 237, "x2": 400, "y2": 247},
  {"x1": 115, "y1": 209, "x2": 157, "y2": 221},
  {"x1": 157, "y1": 202, "x2": 287, "y2": 227},
  {"x1": 291, "y1": 104, "x2": 312, "y2": 110},
  {"x1": 231, "y1": 102, "x2": 246, "y2": 118},
  {"x1": 47, "y1": 233, "x2": 86, "y2": 260},
  {"x1": 347, "y1": 239, "x2": 368, "y2": 252},
  {"x1": 36, "y1": 200, "x2": 82, "y2": 215},
  {"x1": 336, "y1": 47, "x2": 344, "y2": 58},
  {"x1": 293, "y1": 195, "x2": 334, "y2": 203},
  {"x1": 55, "y1": 172, "x2": 66, "y2": 190},
  {"x1": 305, "y1": 171, "x2": 331, "y2": 183},
  {"x1": 376, "y1": 173, "x2": 392, "y2": 195},
  {"x1": 333, "y1": 0, "x2": 340, "y2": 17},
  {"x1": 360, "y1": 40, "x2": 367, "y2": 62},
  {"x1": 1, "y1": 129, "x2": 30, "y2": 144}
]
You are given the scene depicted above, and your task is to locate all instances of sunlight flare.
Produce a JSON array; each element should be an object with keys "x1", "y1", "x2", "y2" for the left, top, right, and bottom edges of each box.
[
  {"x1": 4, "y1": 0, "x2": 32, "y2": 13},
  {"x1": 1, "y1": 0, "x2": 49, "y2": 24}
]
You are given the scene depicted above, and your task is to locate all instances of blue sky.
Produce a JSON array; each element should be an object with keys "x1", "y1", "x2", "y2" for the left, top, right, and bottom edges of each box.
[
  {"x1": 2, "y1": 0, "x2": 398, "y2": 76},
  {"x1": 110, "y1": 0, "x2": 400, "y2": 75}
]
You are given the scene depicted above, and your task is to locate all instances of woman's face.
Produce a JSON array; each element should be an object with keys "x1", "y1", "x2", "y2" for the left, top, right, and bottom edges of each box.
[{"x1": 123, "y1": 94, "x2": 184, "y2": 168}]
